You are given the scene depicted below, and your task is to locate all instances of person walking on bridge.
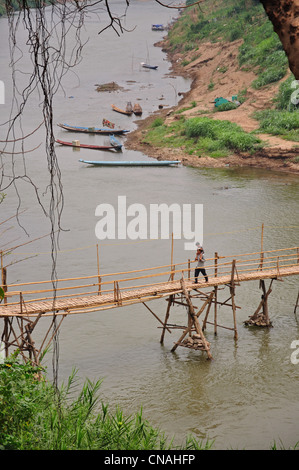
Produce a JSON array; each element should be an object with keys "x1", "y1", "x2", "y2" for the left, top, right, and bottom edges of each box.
[{"x1": 194, "y1": 242, "x2": 208, "y2": 283}]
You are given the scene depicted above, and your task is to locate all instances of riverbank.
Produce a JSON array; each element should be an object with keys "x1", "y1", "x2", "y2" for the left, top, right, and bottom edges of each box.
[{"x1": 125, "y1": 36, "x2": 299, "y2": 175}]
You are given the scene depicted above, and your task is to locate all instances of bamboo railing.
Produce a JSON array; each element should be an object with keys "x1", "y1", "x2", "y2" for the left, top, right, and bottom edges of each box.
[{"x1": 1, "y1": 246, "x2": 299, "y2": 317}]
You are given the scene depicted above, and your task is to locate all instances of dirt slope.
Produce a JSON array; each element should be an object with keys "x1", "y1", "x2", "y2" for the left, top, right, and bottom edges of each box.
[{"x1": 126, "y1": 38, "x2": 299, "y2": 174}]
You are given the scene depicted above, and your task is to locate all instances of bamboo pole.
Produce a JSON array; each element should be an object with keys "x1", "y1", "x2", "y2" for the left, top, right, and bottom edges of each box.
[
  {"x1": 142, "y1": 302, "x2": 171, "y2": 334},
  {"x1": 259, "y1": 223, "x2": 264, "y2": 270},
  {"x1": 96, "y1": 244, "x2": 101, "y2": 294},
  {"x1": 214, "y1": 252, "x2": 218, "y2": 335},
  {"x1": 230, "y1": 260, "x2": 238, "y2": 340},
  {"x1": 260, "y1": 280, "x2": 271, "y2": 326},
  {"x1": 170, "y1": 233, "x2": 174, "y2": 281},
  {"x1": 202, "y1": 292, "x2": 215, "y2": 331},
  {"x1": 294, "y1": 290, "x2": 299, "y2": 315},
  {"x1": 160, "y1": 295, "x2": 173, "y2": 344}
]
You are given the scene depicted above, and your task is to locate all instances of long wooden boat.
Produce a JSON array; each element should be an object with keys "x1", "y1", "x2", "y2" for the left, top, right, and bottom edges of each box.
[
  {"x1": 141, "y1": 62, "x2": 158, "y2": 70},
  {"x1": 79, "y1": 159, "x2": 180, "y2": 167},
  {"x1": 57, "y1": 123, "x2": 129, "y2": 135},
  {"x1": 111, "y1": 103, "x2": 133, "y2": 116},
  {"x1": 56, "y1": 136, "x2": 122, "y2": 151}
]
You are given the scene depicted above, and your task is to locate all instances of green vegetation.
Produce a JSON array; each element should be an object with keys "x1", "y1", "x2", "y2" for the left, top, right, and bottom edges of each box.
[
  {"x1": 168, "y1": 0, "x2": 288, "y2": 90},
  {"x1": 165, "y1": 0, "x2": 299, "y2": 145},
  {"x1": 254, "y1": 109, "x2": 299, "y2": 141},
  {"x1": 1, "y1": 355, "x2": 298, "y2": 450},
  {"x1": 0, "y1": 355, "x2": 213, "y2": 450},
  {"x1": 239, "y1": 22, "x2": 288, "y2": 89},
  {"x1": 254, "y1": 75, "x2": 299, "y2": 140},
  {"x1": 144, "y1": 116, "x2": 263, "y2": 158}
]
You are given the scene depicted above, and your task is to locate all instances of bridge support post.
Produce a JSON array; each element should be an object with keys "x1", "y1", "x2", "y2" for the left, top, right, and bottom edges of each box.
[
  {"x1": 171, "y1": 277, "x2": 213, "y2": 359},
  {"x1": 229, "y1": 260, "x2": 238, "y2": 340},
  {"x1": 244, "y1": 279, "x2": 273, "y2": 327},
  {"x1": 160, "y1": 295, "x2": 173, "y2": 345}
]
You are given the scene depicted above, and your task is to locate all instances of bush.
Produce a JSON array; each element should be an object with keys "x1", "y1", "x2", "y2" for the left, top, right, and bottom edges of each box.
[
  {"x1": 0, "y1": 355, "x2": 213, "y2": 450},
  {"x1": 252, "y1": 66, "x2": 287, "y2": 89},
  {"x1": 274, "y1": 75, "x2": 299, "y2": 112},
  {"x1": 254, "y1": 109, "x2": 299, "y2": 136},
  {"x1": 151, "y1": 118, "x2": 164, "y2": 128},
  {"x1": 184, "y1": 117, "x2": 263, "y2": 152},
  {"x1": 215, "y1": 102, "x2": 238, "y2": 112}
]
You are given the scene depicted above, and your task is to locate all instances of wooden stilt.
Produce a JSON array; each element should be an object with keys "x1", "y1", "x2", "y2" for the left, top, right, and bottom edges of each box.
[
  {"x1": 170, "y1": 233, "x2": 174, "y2": 281},
  {"x1": 160, "y1": 295, "x2": 173, "y2": 344},
  {"x1": 244, "y1": 279, "x2": 273, "y2": 327},
  {"x1": 142, "y1": 302, "x2": 172, "y2": 334},
  {"x1": 230, "y1": 260, "x2": 238, "y2": 340},
  {"x1": 214, "y1": 252, "x2": 218, "y2": 335},
  {"x1": 171, "y1": 277, "x2": 213, "y2": 359},
  {"x1": 259, "y1": 223, "x2": 264, "y2": 270},
  {"x1": 294, "y1": 290, "x2": 299, "y2": 315},
  {"x1": 96, "y1": 244, "x2": 101, "y2": 294},
  {"x1": 202, "y1": 292, "x2": 215, "y2": 331}
]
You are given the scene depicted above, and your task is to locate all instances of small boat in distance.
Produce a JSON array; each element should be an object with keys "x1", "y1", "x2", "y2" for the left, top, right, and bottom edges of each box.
[
  {"x1": 111, "y1": 103, "x2": 133, "y2": 116},
  {"x1": 79, "y1": 159, "x2": 181, "y2": 167},
  {"x1": 57, "y1": 123, "x2": 129, "y2": 135},
  {"x1": 152, "y1": 24, "x2": 164, "y2": 31},
  {"x1": 141, "y1": 62, "x2": 158, "y2": 70},
  {"x1": 133, "y1": 103, "x2": 142, "y2": 116},
  {"x1": 56, "y1": 135, "x2": 122, "y2": 151}
]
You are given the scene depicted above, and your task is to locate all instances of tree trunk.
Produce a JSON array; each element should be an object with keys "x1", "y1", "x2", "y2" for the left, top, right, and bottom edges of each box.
[{"x1": 260, "y1": 0, "x2": 299, "y2": 79}]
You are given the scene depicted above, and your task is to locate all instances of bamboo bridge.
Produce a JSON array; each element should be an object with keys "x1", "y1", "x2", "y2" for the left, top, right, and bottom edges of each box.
[{"x1": 1, "y1": 245, "x2": 299, "y2": 365}]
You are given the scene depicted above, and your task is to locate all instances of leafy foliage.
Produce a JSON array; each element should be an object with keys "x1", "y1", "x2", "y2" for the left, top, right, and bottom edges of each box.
[{"x1": 0, "y1": 355, "x2": 213, "y2": 450}]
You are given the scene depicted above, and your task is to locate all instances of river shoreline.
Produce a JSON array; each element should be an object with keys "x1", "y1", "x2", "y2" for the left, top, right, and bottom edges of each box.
[{"x1": 125, "y1": 36, "x2": 299, "y2": 175}]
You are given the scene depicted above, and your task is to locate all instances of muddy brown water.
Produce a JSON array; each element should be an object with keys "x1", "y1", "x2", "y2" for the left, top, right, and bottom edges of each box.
[{"x1": 0, "y1": 1, "x2": 298, "y2": 449}]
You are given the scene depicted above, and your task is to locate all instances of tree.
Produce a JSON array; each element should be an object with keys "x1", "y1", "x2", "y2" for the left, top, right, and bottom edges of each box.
[{"x1": 260, "y1": 0, "x2": 299, "y2": 79}]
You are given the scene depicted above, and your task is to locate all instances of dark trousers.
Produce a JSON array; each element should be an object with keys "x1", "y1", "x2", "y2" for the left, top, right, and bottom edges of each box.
[{"x1": 194, "y1": 268, "x2": 208, "y2": 283}]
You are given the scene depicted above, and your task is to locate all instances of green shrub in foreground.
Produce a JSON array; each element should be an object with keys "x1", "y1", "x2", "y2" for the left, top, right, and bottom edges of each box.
[{"x1": 0, "y1": 356, "x2": 213, "y2": 450}]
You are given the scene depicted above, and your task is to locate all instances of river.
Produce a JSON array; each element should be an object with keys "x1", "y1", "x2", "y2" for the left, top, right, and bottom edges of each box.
[{"x1": 0, "y1": 0, "x2": 299, "y2": 450}]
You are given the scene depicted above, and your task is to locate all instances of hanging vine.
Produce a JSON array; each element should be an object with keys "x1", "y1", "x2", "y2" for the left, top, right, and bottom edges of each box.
[
  {"x1": 0, "y1": 0, "x2": 208, "y2": 383},
  {"x1": 0, "y1": 0, "x2": 134, "y2": 385}
]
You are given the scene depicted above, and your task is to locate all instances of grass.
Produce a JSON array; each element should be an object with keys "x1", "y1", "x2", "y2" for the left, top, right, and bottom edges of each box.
[
  {"x1": 168, "y1": 0, "x2": 288, "y2": 90},
  {"x1": 254, "y1": 75, "x2": 299, "y2": 141},
  {"x1": 1, "y1": 355, "x2": 298, "y2": 450},
  {"x1": 254, "y1": 109, "x2": 299, "y2": 141},
  {"x1": 0, "y1": 354, "x2": 214, "y2": 450},
  {"x1": 144, "y1": 116, "x2": 263, "y2": 158}
]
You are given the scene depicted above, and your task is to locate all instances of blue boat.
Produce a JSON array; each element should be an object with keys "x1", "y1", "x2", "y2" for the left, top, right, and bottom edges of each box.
[
  {"x1": 79, "y1": 159, "x2": 180, "y2": 167},
  {"x1": 58, "y1": 123, "x2": 129, "y2": 135},
  {"x1": 152, "y1": 24, "x2": 164, "y2": 31}
]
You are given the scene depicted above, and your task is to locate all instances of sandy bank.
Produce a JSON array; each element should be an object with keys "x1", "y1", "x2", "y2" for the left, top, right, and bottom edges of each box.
[{"x1": 125, "y1": 37, "x2": 299, "y2": 175}]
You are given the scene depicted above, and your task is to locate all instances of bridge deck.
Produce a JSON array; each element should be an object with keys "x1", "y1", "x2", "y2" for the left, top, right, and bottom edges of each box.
[{"x1": 1, "y1": 264, "x2": 298, "y2": 317}]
